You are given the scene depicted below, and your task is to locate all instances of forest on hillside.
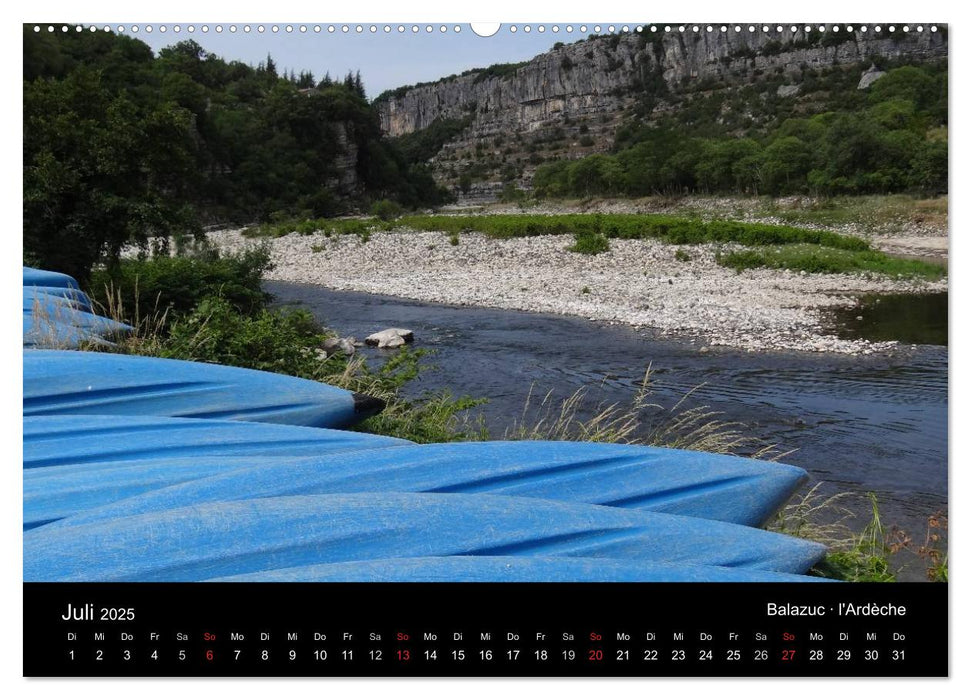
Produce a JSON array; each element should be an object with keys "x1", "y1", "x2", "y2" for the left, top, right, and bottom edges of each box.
[
  {"x1": 23, "y1": 27, "x2": 448, "y2": 281},
  {"x1": 532, "y1": 60, "x2": 948, "y2": 199}
]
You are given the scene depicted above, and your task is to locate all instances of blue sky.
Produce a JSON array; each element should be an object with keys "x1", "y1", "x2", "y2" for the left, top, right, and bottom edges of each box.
[{"x1": 132, "y1": 25, "x2": 607, "y2": 99}]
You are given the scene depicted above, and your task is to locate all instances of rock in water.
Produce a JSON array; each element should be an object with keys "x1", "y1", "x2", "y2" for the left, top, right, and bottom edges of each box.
[
  {"x1": 365, "y1": 328, "x2": 414, "y2": 348},
  {"x1": 322, "y1": 336, "x2": 358, "y2": 356}
]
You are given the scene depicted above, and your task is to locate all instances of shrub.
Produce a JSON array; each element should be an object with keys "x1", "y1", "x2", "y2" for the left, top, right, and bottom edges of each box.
[
  {"x1": 88, "y1": 247, "x2": 272, "y2": 323},
  {"x1": 370, "y1": 199, "x2": 403, "y2": 221},
  {"x1": 568, "y1": 231, "x2": 611, "y2": 255},
  {"x1": 160, "y1": 296, "x2": 328, "y2": 376}
]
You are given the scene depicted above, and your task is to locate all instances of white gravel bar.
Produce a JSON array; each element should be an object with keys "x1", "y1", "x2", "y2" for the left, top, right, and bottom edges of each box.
[{"x1": 208, "y1": 228, "x2": 947, "y2": 355}]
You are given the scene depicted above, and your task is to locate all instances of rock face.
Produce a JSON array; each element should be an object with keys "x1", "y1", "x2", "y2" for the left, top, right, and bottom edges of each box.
[
  {"x1": 327, "y1": 122, "x2": 359, "y2": 195},
  {"x1": 377, "y1": 29, "x2": 946, "y2": 138}
]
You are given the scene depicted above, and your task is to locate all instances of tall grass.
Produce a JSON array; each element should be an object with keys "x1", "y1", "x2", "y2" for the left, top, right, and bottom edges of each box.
[{"x1": 503, "y1": 367, "x2": 787, "y2": 459}]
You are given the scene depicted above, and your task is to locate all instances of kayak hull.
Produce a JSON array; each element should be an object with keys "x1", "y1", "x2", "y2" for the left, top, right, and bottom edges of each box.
[
  {"x1": 30, "y1": 440, "x2": 806, "y2": 529},
  {"x1": 23, "y1": 350, "x2": 384, "y2": 428},
  {"x1": 23, "y1": 493, "x2": 828, "y2": 581}
]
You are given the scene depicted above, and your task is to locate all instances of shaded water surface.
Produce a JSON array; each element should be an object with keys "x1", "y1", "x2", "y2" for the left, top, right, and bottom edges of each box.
[
  {"x1": 267, "y1": 282, "x2": 947, "y2": 580},
  {"x1": 832, "y1": 293, "x2": 948, "y2": 346}
]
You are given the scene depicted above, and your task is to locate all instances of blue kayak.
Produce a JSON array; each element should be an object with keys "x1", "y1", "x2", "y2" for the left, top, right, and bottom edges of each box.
[
  {"x1": 24, "y1": 414, "x2": 410, "y2": 469},
  {"x1": 23, "y1": 306, "x2": 132, "y2": 339},
  {"x1": 208, "y1": 556, "x2": 830, "y2": 583},
  {"x1": 30, "y1": 440, "x2": 806, "y2": 530},
  {"x1": 23, "y1": 315, "x2": 115, "y2": 349},
  {"x1": 23, "y1": 266, "x2": 80, "y2": 289},
  {"x1": 23, "y1": 493, "x2": 827, "y2": 581},
  {"x1": 23, "y1": 350, "x2": 386, "y2": 428},
  {"x1": 24, "y1": 286, "x2": 93, "y2": 312}
]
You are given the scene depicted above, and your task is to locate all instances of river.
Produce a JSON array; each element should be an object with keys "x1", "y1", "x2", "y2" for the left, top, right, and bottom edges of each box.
[{"x1": 266, "y1": 281, "x2": 948, "y2": 581}]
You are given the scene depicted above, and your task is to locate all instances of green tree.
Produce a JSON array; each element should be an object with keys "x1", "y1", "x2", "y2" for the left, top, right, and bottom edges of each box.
[
  {"x1": 24, "y1": 67, "x2": 200, "y2": 282},
  {"x1": 763, "y1": 136, "x2": 812, "y2": 193}
]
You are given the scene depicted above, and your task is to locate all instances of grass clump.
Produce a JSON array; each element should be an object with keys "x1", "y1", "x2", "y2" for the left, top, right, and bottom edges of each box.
[
  {"x1": 674, "y1": 248, "x2": 691, "y2": 262},
  {"x1": 504, "y1": 368, "x2": 785, "y2": 460},
  {"x1": 717, "y1": 244, "x2": 946, "y2": 279},
  {"x1": 568, "y1": 231, "x2": 610, "y2": 255}
]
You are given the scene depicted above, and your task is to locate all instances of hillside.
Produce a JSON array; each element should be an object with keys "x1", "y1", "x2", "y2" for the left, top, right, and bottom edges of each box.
[{"x1": 375, "y1": 27, "x2": 948, "y2": 201}]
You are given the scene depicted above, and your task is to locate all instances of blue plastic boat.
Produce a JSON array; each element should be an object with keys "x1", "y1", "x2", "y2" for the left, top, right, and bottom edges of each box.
[
  {"x1": 23, "y1": 286, "x2": 93, "y2": 312},
  {"x1": 208, "y1": 556, "x2": 830, "y2": 583},
  {"x1": 23, "y1": 306, "x2": 132, "y2": 339},
  {"x1": 23, "y1": 350, "x2": 385, "y2": 428},
  {"x1": 22, "y1": 315, "x2": 115, "y2": 349},
  {"x1": 29, "y1": 440, "x2": 806, "y2": 529},
  {"x1": 24, "y1": 414, "x2": 410, "y2": 469},
  {"x1": 23, "y1": 493, "x2": 827, "y2": 581},
  {"x1": 23, "y1": 266, "x2": 80, "y2": 289}
]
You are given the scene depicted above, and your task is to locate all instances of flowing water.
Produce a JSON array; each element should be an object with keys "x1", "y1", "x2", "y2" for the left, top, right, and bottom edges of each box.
[{"x1": 267, "y1": 281, "x2": 948, "y2": 581}]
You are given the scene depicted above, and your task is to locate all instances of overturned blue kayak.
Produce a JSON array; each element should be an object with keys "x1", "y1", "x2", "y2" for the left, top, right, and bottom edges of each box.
[
  {"x1": 23, "y1": 266, "x2": 80, "y2": 289},
  {"x1": 24, "y1": 307, "x2": 132, "y2": 339},
  {"x1": 23, "y1": 286, "x2": 93, "y2": 312},
  {"x1": 23, "y1": 315, "x2": 115, "y2": 349},
  {"x1": 24, "y1": 414, "x2": 410, "y2": 469},
  {"x1": 23, "y1": 350, "x2": 385, "y2": 428},
  {"x1": 23, "y1": 493, "x2": 827, "y2": 581},
  {"x1": 208, "y1": 556, "x2": 829, "y2": 583},
  {"x1": 24, "y1": 424, "x2": 410, "y2": 530},
  {"x1": 32, "y1": 440, "x2": 806, "y2": 530}
]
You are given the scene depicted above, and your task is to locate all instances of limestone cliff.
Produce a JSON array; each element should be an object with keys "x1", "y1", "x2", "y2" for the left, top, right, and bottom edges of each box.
[
  {"x1": 374, "y1": 27, "x2": 946, "y2": 198},
  {"x1": 378, "y1": 27, "x2": 946, "y2": 138}
]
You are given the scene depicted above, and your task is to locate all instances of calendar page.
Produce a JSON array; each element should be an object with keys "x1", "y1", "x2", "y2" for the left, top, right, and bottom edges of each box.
[{"x1": 21, "y1": 11, "x2": 949, "y2": 679}]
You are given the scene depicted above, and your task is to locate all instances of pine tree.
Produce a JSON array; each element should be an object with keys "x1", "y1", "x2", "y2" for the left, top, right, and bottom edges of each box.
[
  {"x1": 297, "y1": 71, "x2": 315, "y2": 89},
  {"x1": 265, "y1": 53, "x2": 277, "y2": 78}
]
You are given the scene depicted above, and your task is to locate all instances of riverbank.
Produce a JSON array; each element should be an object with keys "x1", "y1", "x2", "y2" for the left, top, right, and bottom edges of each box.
[{"x1": 208, "y1": 226, "x2": 946, "y2": 354}]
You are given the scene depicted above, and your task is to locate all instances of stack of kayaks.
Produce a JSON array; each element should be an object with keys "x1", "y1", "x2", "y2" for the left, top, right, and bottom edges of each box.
[
  {"x1": 23, "y1": 266, "x2": 132, "y2": 348},
  {"x1": 22, "y1": 267, "x2": 829, "y2": 583}
]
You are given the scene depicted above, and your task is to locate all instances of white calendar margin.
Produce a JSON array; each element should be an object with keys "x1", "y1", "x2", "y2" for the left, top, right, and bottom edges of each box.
[{"x1": 3, "y1": 0, "x2": 963, "y2": 696}]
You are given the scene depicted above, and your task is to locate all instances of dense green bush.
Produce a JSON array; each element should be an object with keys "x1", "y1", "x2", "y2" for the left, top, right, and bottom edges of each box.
[
  {"x1": 160, "y1": 296, "x2": 328, "y2": 374},
  {"x1": 568, "y1": 231, "x2": 611, "y2": 255},
  {"x1": 370, "y1": 199, "x2": 403, "y2": 221},
  {"x1": 88, "y1": 247, "x2": 272, "y2": 321}
]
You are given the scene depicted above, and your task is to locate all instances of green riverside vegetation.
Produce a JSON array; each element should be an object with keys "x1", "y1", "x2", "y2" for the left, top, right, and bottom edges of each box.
[
  {"x1": 247, "y1": 213, "x2": 868, "y2": 248},
  {"x1": 243, "y1": 212, "x2": 944, "y2": 279},
  {"x1": 717, "y1": 244, "x2": 946, "y2": 279}
]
